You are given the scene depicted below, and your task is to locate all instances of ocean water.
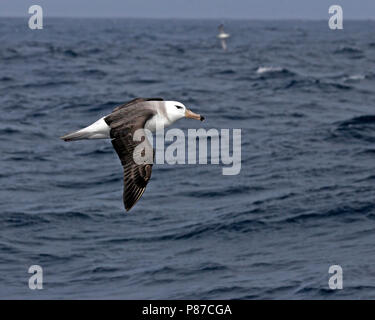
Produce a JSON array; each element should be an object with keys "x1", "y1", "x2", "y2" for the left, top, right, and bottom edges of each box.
[{"x1": 1, "y1": 18, "x2": 375, "y2": 299}]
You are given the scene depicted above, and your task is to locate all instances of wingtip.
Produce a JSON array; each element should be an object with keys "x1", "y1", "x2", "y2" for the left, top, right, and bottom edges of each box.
[
  {"x1": 125, "y1": 202, "x2": 136, "y2": 212},
  {"x1": 124, "y1": 202, "x2": 134, "y2": 212},
  {"x1": 60, "y1": 133, "x2": 73, "y2": 141}
]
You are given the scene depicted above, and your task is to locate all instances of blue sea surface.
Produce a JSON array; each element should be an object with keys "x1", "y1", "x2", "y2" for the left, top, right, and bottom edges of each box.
[{"x1": 1, "y1": 18, "x2": 375, "y2": 299}]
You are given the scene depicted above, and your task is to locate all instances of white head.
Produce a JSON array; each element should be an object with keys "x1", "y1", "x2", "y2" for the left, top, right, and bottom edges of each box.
[{"x1": 164, "y1": 101, "x2": 204, "y2": 124}]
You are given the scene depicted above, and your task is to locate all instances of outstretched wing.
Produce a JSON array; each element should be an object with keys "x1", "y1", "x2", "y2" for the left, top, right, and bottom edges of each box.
[
  {"x1": 105, "y1": 103, "x2": 156, "y2": 211},
  {"x1": 112, "y1": 97, "x2": 164, "y2": 112}
]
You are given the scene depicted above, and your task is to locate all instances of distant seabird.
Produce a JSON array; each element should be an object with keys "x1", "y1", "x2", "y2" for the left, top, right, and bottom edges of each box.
[
  {"x1": 217, "y1": 24, "x2": 230, "y2": 50},
  {"x1": 61, "y1": 98, "x2": 204, "y2": 211}
]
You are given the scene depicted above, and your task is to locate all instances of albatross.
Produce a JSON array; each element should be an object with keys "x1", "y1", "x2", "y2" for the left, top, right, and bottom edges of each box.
[
  {"x1": 217, "y1": 24, "x2": 230, "y2": 50},
  {"x1": 61, "y1": 98, "x2": 204, "y2": 212}
]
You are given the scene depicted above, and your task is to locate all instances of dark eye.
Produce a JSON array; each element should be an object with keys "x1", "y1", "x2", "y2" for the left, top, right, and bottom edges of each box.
[{"x1": 175, "y1": 105, "x2": 183, "y2": 110}]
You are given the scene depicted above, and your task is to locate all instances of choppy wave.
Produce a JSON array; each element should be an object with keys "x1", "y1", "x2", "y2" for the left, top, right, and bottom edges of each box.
[{"x1": 256, "y1": 66, "x2": 294, "y2": 76}]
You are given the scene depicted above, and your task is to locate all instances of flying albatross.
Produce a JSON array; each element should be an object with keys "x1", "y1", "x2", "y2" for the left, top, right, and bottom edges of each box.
[
  {"x1": 217, "y1": 24, "x2": 230, "y2": 50},
  {"x1": 61, "y1": 98, "x2": 204, "y2": 211}
]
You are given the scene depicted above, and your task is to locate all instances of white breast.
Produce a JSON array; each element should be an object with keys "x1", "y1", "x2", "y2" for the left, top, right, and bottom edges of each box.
[{"x1": 144, "y1": 113, "x2": 171, "y2": 132}]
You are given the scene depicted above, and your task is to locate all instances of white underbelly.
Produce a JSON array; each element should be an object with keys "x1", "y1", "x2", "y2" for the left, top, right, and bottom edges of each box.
[{"x1": 217, "y1": 33, "x2": 230, "y2": 39}]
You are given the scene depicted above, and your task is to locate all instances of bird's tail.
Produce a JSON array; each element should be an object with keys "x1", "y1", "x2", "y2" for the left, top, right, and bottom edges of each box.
[
  {"x1": 60, "y1": 129, "x2": 92, "y2": 142},
  {"x1": 60, "y1": 117, "x2": 111, "y2": 142}
]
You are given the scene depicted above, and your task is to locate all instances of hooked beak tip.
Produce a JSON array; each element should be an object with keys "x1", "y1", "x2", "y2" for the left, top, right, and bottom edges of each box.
[{"x1": 185, "y1": 108, "x2": 204, "y2": 121}]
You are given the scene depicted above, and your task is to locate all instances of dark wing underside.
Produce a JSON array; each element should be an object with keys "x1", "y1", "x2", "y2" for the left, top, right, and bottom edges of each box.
[
  {"x1": 111, "y1": 132, "x2": 153, "y2": 211},
  {"x1": 105, "y1": 100, "x2": 158, "y2": 211}
]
